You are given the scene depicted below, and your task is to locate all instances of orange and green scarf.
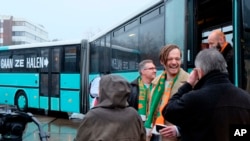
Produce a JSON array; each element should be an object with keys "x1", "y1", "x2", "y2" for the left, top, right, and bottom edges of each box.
[
  {"x1": 138, "y1": 77, "x2": 151, "y2": 121},
  {"x1": 144, "y1": 71, "x2": 178, "y2": 128}
]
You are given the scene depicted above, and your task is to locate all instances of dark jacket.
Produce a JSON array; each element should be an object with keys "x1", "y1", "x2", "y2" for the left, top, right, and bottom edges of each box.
[
  {"x1": 222, "y1": 43, "x2": 234, "y2": 83},
  {"x1": 128, "y1": 77, "x2": 139, "y2": 110},
  {"x1": 162, "y1": 71, "x2": 250, "y2": 141},
  {"x1": 75, "y1": 75, "x2": 146, "y2": 141}
]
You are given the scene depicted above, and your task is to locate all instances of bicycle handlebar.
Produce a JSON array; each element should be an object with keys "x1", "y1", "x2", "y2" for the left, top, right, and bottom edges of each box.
[{"x1": 29, "y1": 113, "x2": 50, "y2": 141}]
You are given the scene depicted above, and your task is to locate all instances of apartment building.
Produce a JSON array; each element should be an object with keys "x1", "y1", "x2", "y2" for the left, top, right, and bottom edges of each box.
[{"x1": 0, "y1": 15, "x2": 49, "y2": 46}]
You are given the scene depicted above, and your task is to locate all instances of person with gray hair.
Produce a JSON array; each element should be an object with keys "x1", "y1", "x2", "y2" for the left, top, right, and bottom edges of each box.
[
  {"x1": 194, "y1": 47, "x2": 228, "y2": 75},
  {"x1": 128, "y1": 59, "x2": 156, "y2": 121},
  {"x1": 162, "y1": 48, "x2": 250, "y2": 141}
]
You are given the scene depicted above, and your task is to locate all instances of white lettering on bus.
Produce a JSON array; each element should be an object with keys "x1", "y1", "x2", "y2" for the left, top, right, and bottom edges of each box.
[
  {"x1": 26, "y1": 57, "x2": 49, "y2": 68},
  {"x1": 14, "y1": 59, "x2": 24, "y2": 67},
  {"x1": 1, "y1": 59, "x2": 13, "y2": 69},
  {"x1": 44, "y1": 58, "x2": 49, "y2": 67},
  {"x1": 0, "y1": 57, "x2": 49, "y2": 69}
]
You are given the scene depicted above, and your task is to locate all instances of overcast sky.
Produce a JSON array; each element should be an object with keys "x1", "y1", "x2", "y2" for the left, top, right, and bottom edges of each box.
[{"x1": 1, "y1": 0, "x2": 152, "y2": 40}]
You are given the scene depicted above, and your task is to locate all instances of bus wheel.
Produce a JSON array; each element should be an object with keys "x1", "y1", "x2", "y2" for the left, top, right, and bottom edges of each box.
[{"x1": 15, "y1": 91, "x2": 28, "y2": 112}]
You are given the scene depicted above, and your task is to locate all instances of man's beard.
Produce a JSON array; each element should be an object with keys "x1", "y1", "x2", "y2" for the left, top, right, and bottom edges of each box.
[{"x1": 215, "y1": 43, "x2": 222, "y2": 51}]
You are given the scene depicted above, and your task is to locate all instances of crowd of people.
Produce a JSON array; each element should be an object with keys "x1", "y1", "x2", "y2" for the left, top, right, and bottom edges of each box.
[{"x1": 74, "y1": 30, "x2": 250, "y2": 141}]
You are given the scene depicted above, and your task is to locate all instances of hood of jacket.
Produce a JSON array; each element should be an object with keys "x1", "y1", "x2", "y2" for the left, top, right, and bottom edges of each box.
[{"x1": 95, "y1": 74, "x2": 130, "y2": 108}]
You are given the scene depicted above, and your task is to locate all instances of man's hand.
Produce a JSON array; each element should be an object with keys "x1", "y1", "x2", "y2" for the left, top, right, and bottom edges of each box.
[
  {"x1": 159, "y1": 125, "x2": 177, "y2": 137},
  {"x1": 187, "y1": 68, "x2": 200, "y2": 87}
]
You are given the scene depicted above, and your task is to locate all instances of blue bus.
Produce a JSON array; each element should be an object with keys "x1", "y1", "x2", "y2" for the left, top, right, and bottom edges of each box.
[
  {"x1": 0, "y1": 40, "x2": 90, "y2": 114},
  {"x1": 89, "y1": 0, "x2": 250, "y2": 93},
  {"x1": 1, "y1": 0, "x2": 250, "y2": 114},
  {"x1": 0, "y1": 39, "x2": 140, "y2": 114}
]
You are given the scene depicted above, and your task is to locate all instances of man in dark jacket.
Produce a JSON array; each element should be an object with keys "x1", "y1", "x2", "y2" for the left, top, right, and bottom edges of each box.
[
  {"x1": 208, "y1": 29, "x2": 234, "y2": 83},
  {"x1": 75, "y1": 74, "x2": 146, "y2": 141},
  {"x1": 128, "y1": 59, "x2": 156, "y2": 121},
  {"x1": 162, "y1": 48, "x2": 250, "y2": 141}
]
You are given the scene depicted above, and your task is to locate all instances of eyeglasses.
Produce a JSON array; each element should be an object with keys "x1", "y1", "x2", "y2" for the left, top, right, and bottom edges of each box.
[{"x1": 144, "y1": 67, "x2": 157, "y2": 70}]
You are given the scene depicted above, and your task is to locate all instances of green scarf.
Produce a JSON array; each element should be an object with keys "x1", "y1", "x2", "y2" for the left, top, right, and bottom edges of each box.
[
  {"x1": 144, "y1": 71, "x2": 178, "y2": 128},
  {"x1": 138, "y1": 77, "x2": 151, "y2": 121}
]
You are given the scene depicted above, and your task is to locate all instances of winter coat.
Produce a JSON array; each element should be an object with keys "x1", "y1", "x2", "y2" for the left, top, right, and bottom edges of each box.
[
  {"x1": 148, "y1": 68, "x2": 189, "y2": 141},
  {"x1": 128, "y1": 77, "x2": 140, "y2": 110},
  {"x1": 162, "y1": 70, "x2": 250, "y2": 141},
  {"x1": 221, "y1": 43, "x2": 234, "y2": 83},
  {"x1": 75, "y1": 74, "x2": 146, "y2": 141}
]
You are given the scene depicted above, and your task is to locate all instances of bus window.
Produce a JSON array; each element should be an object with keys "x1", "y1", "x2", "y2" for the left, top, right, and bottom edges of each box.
[
  {"x1": 139, "y1": 9, "x2": 164, "y2": 68},
  {"x1": 40, "y1": 49, "x2": 49, "y2": 72},
  {"x1": 90, "y1": 41, "x2": 100, "y2": 73},
  {"x1": 51, "y1": 74, "x2": 59, "y2": 96},
  {"x1": 52, "y1": 48, "x2": 60, "y2": 72},
  {"x1": 111, "y1": 44, "x2": 139, "y2": 71},
  {"x1": 40, "y1": 73, "x2": 48, "y2": 96},
  {"x1": 63, "y1": 46, "x2": 79, "y2": 72}
]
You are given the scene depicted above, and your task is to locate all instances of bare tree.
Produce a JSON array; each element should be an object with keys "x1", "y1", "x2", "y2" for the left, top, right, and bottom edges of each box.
[{"x1": 83, "y1": 28, "x2": 102, "y2": 39}]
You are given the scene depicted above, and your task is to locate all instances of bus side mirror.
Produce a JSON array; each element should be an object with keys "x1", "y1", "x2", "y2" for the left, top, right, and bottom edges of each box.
[{"x1": 242, "y1": 0, "x2": 250, "y2": 32}]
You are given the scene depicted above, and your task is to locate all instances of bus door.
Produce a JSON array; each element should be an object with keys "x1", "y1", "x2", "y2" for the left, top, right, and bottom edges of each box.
[
  {"x1": 236, "y1": 0, "x2": 250, "y2": 91},
  {"x1": 80, "y1": 40, "x2": 89, "y2": 114},
  {"x1": 59, "y1": 40, "x2": 89, "y2": 114},
  {"x1": 39, "y1": 47, "x2": 60, "y2": 112}
]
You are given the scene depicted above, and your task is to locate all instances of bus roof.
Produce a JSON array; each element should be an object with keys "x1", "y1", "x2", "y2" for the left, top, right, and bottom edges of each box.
[
  {"x1": 0, "y1": 39, "x2": 84, "y2": 50},
  {"x1": 89, "y1": 0, "x2": 163, "y2": 42}
]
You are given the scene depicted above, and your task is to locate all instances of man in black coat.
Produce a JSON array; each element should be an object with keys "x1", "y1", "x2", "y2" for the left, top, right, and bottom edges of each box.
[
  {"x1": 128, "y1": 59, "x2": 156, "y2": 121},
  {"x1": 208, "y1": 29, "x2": 234, "y2": 83},
  {"x1": 162, "y1": 48, "x2": 250, "y2": 141}
]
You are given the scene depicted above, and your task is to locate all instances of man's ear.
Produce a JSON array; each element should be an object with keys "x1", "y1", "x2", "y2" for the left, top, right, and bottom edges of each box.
[
  {"x1": 196, "y1": 68, "x2": 203, "y2": 80},
  {"x1": 160, "y1": 61, "x2": 167, "y2": 69}
]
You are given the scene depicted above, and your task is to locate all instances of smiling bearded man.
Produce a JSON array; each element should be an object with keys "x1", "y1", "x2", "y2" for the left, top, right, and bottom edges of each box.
[{"x1": 144, "y1": 44, "x2": 189, "y2": 141}]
